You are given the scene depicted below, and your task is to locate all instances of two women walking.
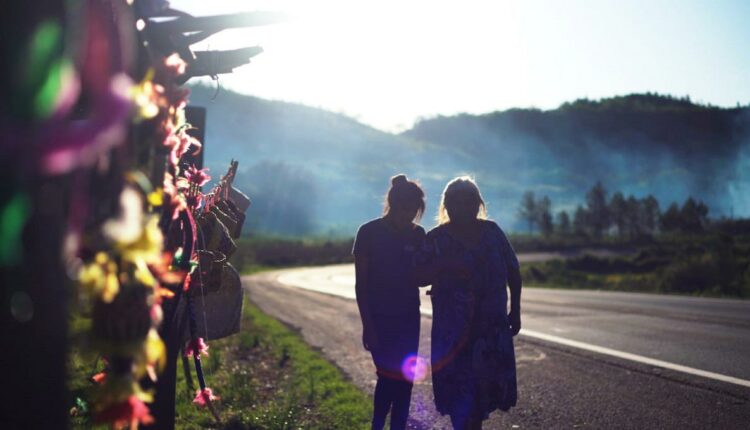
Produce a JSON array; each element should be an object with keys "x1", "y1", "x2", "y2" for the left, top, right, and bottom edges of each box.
[{"x1": 354, "y1": 174, "x2": 522, "y2": 430}]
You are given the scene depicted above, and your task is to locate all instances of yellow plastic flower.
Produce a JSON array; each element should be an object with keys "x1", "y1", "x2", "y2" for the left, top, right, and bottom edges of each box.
[
  {"x1": 131, "y1": 69, "x2": 161, "y2": 120},
  {"x1": 145, "y1": 328, "x2": 166, "y2": 373},
  {"x1": 117, "y1": 216, "x2": 163, "y2": 266},
  {"x1": 133, "y1": 258, "x2": 158, "y2": 289},
  {"x1": 79, "y1": 252, "x2": 120, "y2": 303},
  {"x1": 147, "y1": 188, "x2": 163, "y2": 207}
]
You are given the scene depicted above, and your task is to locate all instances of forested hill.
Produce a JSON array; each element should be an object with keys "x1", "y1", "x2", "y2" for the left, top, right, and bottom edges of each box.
[
  {"x1": 407, "y1": 94, "x2": 747, "y2": 157},
  {"x1": 188, "y1": 85, "x2": 750, "y2": 236}
]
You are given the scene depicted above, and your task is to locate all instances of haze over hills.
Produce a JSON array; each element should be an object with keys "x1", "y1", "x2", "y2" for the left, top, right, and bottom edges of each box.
[{"x1": 188, "y1": 85, "x2": 750, "y2": 236}]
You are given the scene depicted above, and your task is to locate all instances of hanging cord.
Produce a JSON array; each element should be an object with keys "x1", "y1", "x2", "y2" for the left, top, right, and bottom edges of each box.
[
  {"x1": 181, "y1": 353, "x2": 195, "y2": 392},
  {"x1": 211, "y1": 74, "x2": 221, "y2": 101},
  {"x1": 193, "y1": 172, "x2": 216, "y2": 354},
  {"x1": 195, "y1": 220, "x2": 212, "y2": 370},
  {"x1": 187, "y1": 200, "x2": 220, "y2": 421},
  {"x1": 186, "y1": 292, "x2": 220, "y2": 422},
  {"x1": 178, "y1": 210, "x2": 219, "y2": 422}
]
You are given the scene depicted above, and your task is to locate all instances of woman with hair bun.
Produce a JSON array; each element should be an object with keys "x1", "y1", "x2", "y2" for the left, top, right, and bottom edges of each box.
[
  {"x1": 417, "y1": 176, "x2": 522, "y2": 430},
  {"x1": 352, "y1": 174, "x2": 426, "y2": 430}
]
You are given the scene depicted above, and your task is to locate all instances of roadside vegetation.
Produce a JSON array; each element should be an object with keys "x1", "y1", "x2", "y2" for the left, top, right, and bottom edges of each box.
[
  {"x1": 68, "y1": 296, "x2": 372, "y2": 429},
  {"x1": 231, "y1": 236, "x2": 353, "y2": 275},
  {"x1": 521, "y1": 234, "x2": 750, "y2": 297},
  {"x1": 514, "y1": 182, "x2": 750, "y2": 298}
]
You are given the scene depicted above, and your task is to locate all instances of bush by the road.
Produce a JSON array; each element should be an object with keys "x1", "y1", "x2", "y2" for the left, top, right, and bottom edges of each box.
[
  {"x1": 231, "y1": 236, "x2": 353, "y2": 274},
  {"x1": 523, "y1": 235, "x2": 750, "y2": 298}
]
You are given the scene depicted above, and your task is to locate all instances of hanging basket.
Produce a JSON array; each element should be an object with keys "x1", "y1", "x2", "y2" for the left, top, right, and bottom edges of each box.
[{"x1": 191, "y1": 250, "x2": 226, "y2": 294}]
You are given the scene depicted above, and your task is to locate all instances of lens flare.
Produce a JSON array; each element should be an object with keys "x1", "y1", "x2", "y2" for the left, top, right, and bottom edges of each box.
[{"x1": 401, "y1": 354, "x2": 429, "y2": 383}]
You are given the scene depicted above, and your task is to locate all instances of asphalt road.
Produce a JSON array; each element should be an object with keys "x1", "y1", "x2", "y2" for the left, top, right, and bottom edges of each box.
[{"x1": 244, "y1": 264, "x2": 750, "y2": 429}]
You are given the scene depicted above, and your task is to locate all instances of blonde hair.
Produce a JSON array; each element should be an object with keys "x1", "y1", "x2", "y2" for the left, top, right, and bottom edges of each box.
[{"x1": 437, "y1": 176, "x2": 487, "y2": 225}]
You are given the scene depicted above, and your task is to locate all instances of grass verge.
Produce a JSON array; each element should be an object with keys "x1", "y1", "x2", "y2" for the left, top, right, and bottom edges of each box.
[{"x1": 68, "y1": 295, "x2": 372, "y2": 429}]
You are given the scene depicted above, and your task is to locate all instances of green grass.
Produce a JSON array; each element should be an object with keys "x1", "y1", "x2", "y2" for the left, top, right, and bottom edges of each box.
[{"x1": 68, "y1": 296, "x2": 372, "y2": 429}]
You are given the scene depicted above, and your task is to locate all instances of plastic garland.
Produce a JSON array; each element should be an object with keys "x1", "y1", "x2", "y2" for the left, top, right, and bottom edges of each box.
[{"x1": 76, "y1": 44, "x2": 219, "y2": 430}]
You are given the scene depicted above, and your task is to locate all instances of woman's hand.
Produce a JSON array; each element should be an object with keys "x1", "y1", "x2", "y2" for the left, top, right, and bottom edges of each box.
[
  {"x1": 362, "y1": 325, "x2": 379, "y2": 351},
  {"x1": 509, "y1": 309, "x2": 521, "y2": 336}
]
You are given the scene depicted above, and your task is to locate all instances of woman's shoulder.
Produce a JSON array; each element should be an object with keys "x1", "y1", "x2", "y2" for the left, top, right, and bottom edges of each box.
[
  {"x1": 481, "y1": 219, "x2": 509, "y2": 238},
  {"x1": 356, "y1": 218, "x2": 382, "y2": 240},
  {"x1": 426, "y1": 223, "x2": 447, "y2": 237},
  {"x1": 412, "y1": 223, "x2": 427, "y2": 236},
  {"x1": 360, "y1": 217, "x2": 384, "y2": 230},
  {"x1": 481, "y1": 219, "x2": 499, "y2": 228}
]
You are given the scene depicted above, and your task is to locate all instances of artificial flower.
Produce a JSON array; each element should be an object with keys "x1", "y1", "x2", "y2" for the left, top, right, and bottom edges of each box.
[
  {"x1": 148, "y1": 251, "x2": 186, "y2": 288},
  {"x1": 41, "y1": 73, "x2": 133, "y2": 175},
  {"x1": 184, "y1": 165, "x2": 211, "y2": 187},
  {"x1": 147, "y1": 188, "x2": 163, "y2": 207},
  {"x1": 131, "y1": 69, "x2": 163, "y2": 120},
  {"x1": 184, "y1": 337, "x2": 209, "y2": 359},
  {"x1": 193, "y1": 388, "x2": 219, "y2": 408},
  {"x1": 163, "y1": 172, "x2": 188, "y2": 220},
  {"x1": 103, "y1": 186, "x2": 145, "y2": 248},
  {"x1": 164, "y1": 53, "x2": 187, "y2": 77},
  {"x1": 91, "y1": 371, "x2": 107, "y2": 384},
  {"x1": 168, "y1": 127, "x2": 201, "y2": 166},
  {"x1": 79, "y1": 252, "x2": 120, "y2": 303},
  {"x1": 182, "y1": 271, "x2": 192, "y2": 292},
  {"x1": 117, "y1": 216, "x2": 163, "y2": 266},
  {"x1": 144, "y1": 328, "x2": 167, "y2": 377},
  {"x1": 94, "y1": 395, "x2": 154, "y2": 429}
]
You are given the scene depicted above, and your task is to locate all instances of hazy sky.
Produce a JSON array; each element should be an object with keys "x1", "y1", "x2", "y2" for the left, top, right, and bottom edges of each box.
[{"x1": 172, "y1": 0, "x2": 750, "y2": 132}]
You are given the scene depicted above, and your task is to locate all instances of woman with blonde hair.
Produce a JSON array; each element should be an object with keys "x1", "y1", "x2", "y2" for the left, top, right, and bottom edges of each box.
[
  {"x1": 417, "y1": 176, "x2": 521, "y2": 430},
  {"x1": 353, "y1": 174, "x2": 427, "y2": 430}
]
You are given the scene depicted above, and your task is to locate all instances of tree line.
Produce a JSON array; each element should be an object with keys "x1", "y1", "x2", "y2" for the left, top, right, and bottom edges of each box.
[{"x1": 517, "y1": 181, "x2": 710, "y2": 238}]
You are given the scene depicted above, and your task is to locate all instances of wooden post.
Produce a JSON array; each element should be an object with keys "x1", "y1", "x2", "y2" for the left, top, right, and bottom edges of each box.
[{"x1": 0, "y1": 177, "x2": 70, "y2": 429}]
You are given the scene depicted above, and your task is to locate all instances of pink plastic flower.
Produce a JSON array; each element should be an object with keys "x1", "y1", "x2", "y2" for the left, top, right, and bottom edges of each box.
[
  {"x1": 184, "y1": 165, "x2": 211, "y2": 187},
  {"x1": 94, "y1": 395, "x2": 154, "y2": 428},
  {"x1": 184, "y1": 337, "x2": 209, "y2": 359},
  {"x1": 168, "y1": 128, "x2": 201, "y2": 166},
  {"x1": 91, "y1": 371, "x2": 107, "y2": 384},
  {"x1": 164, "y1": 53, "x2": 187, "y2": 76},
  {"x1": 193, "y1": 388, "x2": 220, "y2": 407}
]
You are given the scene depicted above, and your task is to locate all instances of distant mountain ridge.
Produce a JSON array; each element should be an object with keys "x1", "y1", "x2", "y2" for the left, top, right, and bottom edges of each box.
[{"x1": 188, "y1": 85, "x2": 750, "y2": 235}]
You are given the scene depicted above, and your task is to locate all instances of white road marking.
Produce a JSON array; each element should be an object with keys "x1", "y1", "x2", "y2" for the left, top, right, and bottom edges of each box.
[
  {"x1": 517, "y1": 328, "x2": 750, "y2": 389},
  {"x1": 274, "y1": 268, "x2": 750, "y2": 389},
  {"x1": 418, "y1": 306, "x2": 750, "y2": 389}
]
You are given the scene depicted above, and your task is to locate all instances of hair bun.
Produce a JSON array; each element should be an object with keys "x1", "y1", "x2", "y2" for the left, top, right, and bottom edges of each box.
[{"x1": 391, "y1": 174, "x2": 408, "y2": 186}]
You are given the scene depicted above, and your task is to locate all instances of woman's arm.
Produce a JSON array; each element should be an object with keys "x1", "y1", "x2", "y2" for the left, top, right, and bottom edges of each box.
[
  {"x1": 413, "y1": 257, "x2": 470, "y2": 287},
  {"x1": 508, "y1": 265, "x2": 522, "y2": 336},
  {"x1": 412, "y1": 232, "x2": 469, "y2": 287},
  {"x1": 413, "y1": 262, "x2": 437, "y2": 287},
  {"x1": 354, "y1": 254, "x2": 378, "y2": 350},
  {"x1": 492, "y1": 221, "x2": 522, "y2": 335}
]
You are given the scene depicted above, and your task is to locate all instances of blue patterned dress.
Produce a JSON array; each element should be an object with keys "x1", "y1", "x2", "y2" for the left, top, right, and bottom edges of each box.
[{"x1": 418, "y1": 220, "x2": 519, "y2": 421}]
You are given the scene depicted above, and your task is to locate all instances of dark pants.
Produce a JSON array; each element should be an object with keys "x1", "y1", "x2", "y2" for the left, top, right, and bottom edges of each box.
[
  {"x1": 372, "y1": 377, "x2": 414, "y2": 430},
  {"x1": 370, "y1": 311, "x2": 420, "y2": 430}
]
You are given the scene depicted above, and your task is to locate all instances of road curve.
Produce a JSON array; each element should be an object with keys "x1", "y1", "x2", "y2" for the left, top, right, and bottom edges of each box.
[{"x1": 245, "y1": 265, "x2": 750, "y2": 429}]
